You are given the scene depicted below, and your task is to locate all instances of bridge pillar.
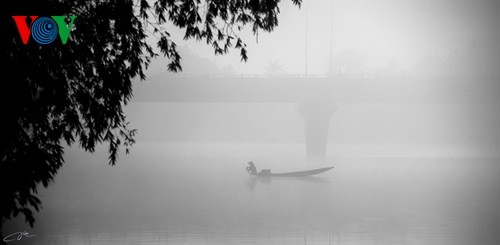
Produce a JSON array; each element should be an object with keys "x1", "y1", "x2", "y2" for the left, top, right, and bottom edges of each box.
[{"x1": 298, "y1": 102, "x2": 336, "y2": 158}]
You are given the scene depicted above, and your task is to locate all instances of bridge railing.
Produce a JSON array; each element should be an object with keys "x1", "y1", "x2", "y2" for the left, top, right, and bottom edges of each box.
[
  {"x1": 145, "y1": 73, "x2": 473, "y2": 81},
  {"x1": 156, "y1": 73, "x2": 330, "y2": 79}
]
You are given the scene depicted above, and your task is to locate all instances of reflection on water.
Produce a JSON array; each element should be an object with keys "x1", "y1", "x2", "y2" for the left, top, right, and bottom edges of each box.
[{"x1": 4, "y1": 143, "x2": 500, "y2": 245}]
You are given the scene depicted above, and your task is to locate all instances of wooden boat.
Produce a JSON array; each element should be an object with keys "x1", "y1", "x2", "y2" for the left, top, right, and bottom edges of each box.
[{"x1": 249, "y1": 166, "x2": 334, "y2": 177}]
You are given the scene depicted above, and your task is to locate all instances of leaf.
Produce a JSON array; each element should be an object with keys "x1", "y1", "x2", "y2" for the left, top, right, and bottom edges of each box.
[{"x1": 240, "y1": 47, "x2": 248, "y2": 62}]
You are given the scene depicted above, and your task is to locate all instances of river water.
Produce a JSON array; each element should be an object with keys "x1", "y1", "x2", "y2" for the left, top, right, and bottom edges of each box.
[{"x1": 4, "y1": 142, "x2": 500, "y2": 245}]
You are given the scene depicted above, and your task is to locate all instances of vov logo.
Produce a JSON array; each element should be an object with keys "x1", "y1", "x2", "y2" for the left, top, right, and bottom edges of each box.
[{"x1": 12, "y1": 16, "x2": 77, "y2": 45}]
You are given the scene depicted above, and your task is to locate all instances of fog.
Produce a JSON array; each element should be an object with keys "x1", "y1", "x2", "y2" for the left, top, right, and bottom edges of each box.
[
  {"x1": 146, "y1": 0, "x2": 500, "y2": 77},
  {"x1": 6, "y1": 140, "x2": 500, "y2": 244},
  {"x1": 4, "y1": 0, "x2": 500, "y2": 244}
]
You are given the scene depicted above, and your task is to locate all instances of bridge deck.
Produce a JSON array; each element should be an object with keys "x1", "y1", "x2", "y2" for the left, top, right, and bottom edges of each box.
[{"x1": 132, "y1": 75, "x2": 498, "y2": 103}]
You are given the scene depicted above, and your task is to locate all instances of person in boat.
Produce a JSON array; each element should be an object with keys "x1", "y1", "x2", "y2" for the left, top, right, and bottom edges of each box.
[{"x1": 246, "y1": 161, "x2": 257, "y2": 175}]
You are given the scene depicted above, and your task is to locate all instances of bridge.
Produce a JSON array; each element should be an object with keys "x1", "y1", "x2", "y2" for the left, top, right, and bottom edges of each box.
[{"x1": 132, "y1": 74, "x2": 496, "y2": 157}]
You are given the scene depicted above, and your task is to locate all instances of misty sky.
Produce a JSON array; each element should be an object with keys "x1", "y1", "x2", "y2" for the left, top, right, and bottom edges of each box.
[
  {"x1": 145, "y1": 0, "x2": 500, "y2": 76},
  {"x1": 127, "y1": 0, "x2": 500, "y2": 156}
]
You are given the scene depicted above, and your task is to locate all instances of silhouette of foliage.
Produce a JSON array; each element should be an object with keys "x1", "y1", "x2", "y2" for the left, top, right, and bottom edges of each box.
[{"x1": 0, "y1": 0, "x2": 301, "y2": 241}]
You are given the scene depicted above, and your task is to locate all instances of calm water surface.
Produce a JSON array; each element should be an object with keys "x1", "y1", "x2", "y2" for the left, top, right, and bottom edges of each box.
[{"x1": 5, "y1": 143, "x2": 500, "y2": 245}]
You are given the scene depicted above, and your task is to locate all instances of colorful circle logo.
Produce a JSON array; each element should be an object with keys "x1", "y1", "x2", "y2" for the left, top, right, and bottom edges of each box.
[{"x1": 31, "y1": 17, "x2": 58, "y2": 45}]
